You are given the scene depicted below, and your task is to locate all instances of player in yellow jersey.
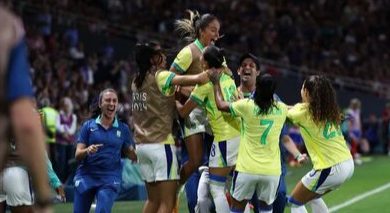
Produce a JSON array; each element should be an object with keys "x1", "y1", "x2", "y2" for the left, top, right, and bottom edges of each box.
[
  {"x1": 132, "y1": 43, "x2": 212, "y2": 213},
  {"x1": 211, "y1": 73, "x2": 288, "y2": 213},
  {"x1": 233, "y1": 53, "x2": 310, "y2": 213},
  {"x1": 170, "y1": 10, "x2": 221, "y2": 185},
  {"x1": 176, "y1": 45, "x2": 240, "y2": 213},
  {"x1": 287, "y1": 75, "x2": 354, "y2": 213}
]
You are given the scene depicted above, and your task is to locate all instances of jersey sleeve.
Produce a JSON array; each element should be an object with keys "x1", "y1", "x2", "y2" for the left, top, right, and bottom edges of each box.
[
  {"x1": 122, "y1": 124, "x2": 134, "y2": 150},
  {"x1": 229, "y1": 99, "x2": 247, "y2": 117},
  {"x1": 46, "y1": 155, "x2": 62, "y2": 189},
  {"x1": 287, "y1": 103, "x2": 306, "y2": 125},
  {"x1": 280, "y1": 124, "x2": 289, "y2": 137},
  {"x1": 77, "y1": 121, "x2": 89, "y2": 145},
  {"x1": 155, "y1": 70, "x2": 176, "y2": 96},
  {"x1": 189, "y1": 83, "x2": 210, "y2": 107},
  {"x1": 171, "y1": 46, "x2": 192, "y2": 74},
  {"x1": 6, "y1": 39, "x2": 34, "y2": 102}
]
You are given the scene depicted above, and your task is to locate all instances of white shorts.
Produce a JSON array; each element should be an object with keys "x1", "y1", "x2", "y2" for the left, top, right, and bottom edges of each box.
[
  {"x1": 0, "y1": 167, "x2": 33, "y2": 206},
  {"x1": 136, "y1": 143, "x2": 180, "y2": 183},
  {"x1": 302, "y1": 159, "x2": 354, "y2": 194},
  {"x1": 184, "y1": 107, "x2": 212, "y2": 137},
  {"x1": 209, "y1": 137, "x2": 240, "y2": 168},
  {"x1": 231, "y1": 171, "x2": 280, "y2": 205}
]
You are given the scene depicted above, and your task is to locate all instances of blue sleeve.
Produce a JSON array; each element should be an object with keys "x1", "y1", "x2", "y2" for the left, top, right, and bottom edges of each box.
[
  {"x1": 6, "y1": 38, "x2": 34, "y2": 102},
  {"x1": 122, "y1": 124, "x2": 134, "y2": 150},
  {"x1": 77, "y1": 121, "x2": 89, "y2": 145},
  {"x1": 280, "y1": 124, "x2": 289, "y2": 137},
  {"x1": 46, "y1": 155, "x2": 61, "y2": 189}
]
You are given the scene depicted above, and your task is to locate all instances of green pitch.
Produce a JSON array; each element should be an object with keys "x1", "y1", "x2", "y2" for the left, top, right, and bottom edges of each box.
[{"x1": 54, "y1": 156, "x2": 390, "y2": 213}]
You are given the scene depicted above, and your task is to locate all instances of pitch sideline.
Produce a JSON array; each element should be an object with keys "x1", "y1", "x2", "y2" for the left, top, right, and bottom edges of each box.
[{"x1": 329, "y1": 182, "x2": 390, "y2": 212}]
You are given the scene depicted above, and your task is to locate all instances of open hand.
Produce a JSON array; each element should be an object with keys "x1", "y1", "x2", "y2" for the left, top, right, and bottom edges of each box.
[{"x1": 55, "y1": 185, "x2": 66, "y2": 202}]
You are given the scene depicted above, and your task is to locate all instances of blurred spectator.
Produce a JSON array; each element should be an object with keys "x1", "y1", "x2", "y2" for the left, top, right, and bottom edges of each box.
[
  {"x1": 69, "y1": 43, "x2": 85, "y2": 60},
  {"x1": 382, "y1": 102, "x2": 390, "y2": 155},
  {"x1": 22, "y1": 0, "x2": 390, "y2": 83},
  {"x1": 345, "y1": 98, "x2": 363, "y2": 164},
  {"x1": 362, "y1": 114, "x2": 380, "y2": 154},
  {"x1": 56, "y1": 97, "x2": 77, "y2": 182},
  {"x1": 63, "y1": 23, "x2": 79, "y2": 48},
  {"x1": 36, "y1": 5, "x2": 52, "y2": 37},
  {"x1": 39, "y1": 99, "x2": 59, "y2": 168}
]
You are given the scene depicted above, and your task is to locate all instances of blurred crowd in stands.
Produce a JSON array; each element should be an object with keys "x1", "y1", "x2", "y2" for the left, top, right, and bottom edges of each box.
[
  {"x1": 23, "y1": 0, "x2": 390, "y2": 82},
  {"x1": 5, "y1": 0, "x2": 390, "y2": 182}
]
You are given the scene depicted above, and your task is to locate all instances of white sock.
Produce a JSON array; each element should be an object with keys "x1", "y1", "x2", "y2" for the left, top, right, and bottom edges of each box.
[
  {"x1": 209, "y1": 176, "x2": 229, "y2": 213},
  {"x1": 291, "y1": 205, "x2": 308, "y2": 213},
  {"x1": 309, "y1": 198, "x2": 329, "y2": 213},
  {"x1": 195, "y1": 168, "x2": 212, "y2": 213},
  {"x1": 243, "y1": 204, "x2": 251, "y2": 213}
]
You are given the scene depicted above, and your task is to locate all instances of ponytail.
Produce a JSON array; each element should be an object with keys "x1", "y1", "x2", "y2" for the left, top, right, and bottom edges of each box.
[
  {"x1": 175, "y1": 10, "x2": 218, "y2": 43},
  {"x1": 174, "y1": 10, "x2": 200, "y2": 43},
  {"x1": 134, "y1": 44, "x2": 160, "y2": 88}
]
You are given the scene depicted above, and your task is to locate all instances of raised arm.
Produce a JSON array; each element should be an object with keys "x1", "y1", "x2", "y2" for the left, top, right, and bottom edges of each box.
[
  {"x1": 212, "y1": 82, "x2": 230, "y2": 112},
  {"x1": 176, "y1": 99, "x2": 198, "y2": 118},
  {"x1": 171, "y1": 71, "x2": 209, "y2": 86}
]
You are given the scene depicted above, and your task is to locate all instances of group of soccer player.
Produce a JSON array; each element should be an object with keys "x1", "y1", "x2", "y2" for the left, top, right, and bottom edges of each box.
[
  {"x1": 130, "y1": 10, "x2": 355, "y2": 213},
  {"x1": 0, "y1": 4, "x2": 355, "y2": 213}
]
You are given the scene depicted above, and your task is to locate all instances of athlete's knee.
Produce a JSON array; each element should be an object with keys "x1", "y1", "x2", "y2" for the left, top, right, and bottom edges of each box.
[
  {"x1": 183, "y1": 159, "x2": 202, "y2": 175},
  {"x1": 96, "y1": 189, "x2": 117, "y2": 211},
  {"x1": 189, "y1": 157, "x2": 202, "y2": 169}
]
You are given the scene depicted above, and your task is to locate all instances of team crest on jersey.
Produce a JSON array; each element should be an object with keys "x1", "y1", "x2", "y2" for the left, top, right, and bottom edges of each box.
[{"x1": 116, "y1": 130, "x2": 121, "y2": 138}]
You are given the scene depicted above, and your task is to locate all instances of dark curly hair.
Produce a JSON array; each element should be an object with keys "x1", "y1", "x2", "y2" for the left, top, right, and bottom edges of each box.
[{"x1": 303, "y1": 75, "x2": 341, "y2": 125}]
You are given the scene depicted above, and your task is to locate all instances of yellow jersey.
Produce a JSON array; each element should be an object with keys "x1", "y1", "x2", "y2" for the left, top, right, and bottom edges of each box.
[
  {"x1": 287, "y1": 103, "x2": 352, "y2": 170},
  {"x1": 190, "y1": 73, "x2": 240, "y2": 142},
  {"x1": 230, "y1": 99, "x2": 287, "y2": 175}
]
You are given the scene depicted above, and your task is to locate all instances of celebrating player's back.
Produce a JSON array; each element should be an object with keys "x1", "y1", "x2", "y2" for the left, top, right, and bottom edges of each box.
[{"x1": 211, "y1": 73, "x2": 287, "y2": 212}]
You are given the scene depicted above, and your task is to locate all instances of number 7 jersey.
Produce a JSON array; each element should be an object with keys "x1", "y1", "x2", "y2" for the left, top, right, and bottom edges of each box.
[
  {"x1": 288, "y1": 103, "x2": 352, "y2": 170},
  {"x1": 230, "y1": 99, "x2": 288, "y2": 175}
]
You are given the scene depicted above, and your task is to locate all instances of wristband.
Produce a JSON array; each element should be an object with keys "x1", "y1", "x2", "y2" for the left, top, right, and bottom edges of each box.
[{"x1": 295, "y1": 153, "x2": 302, "y2": 160}]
